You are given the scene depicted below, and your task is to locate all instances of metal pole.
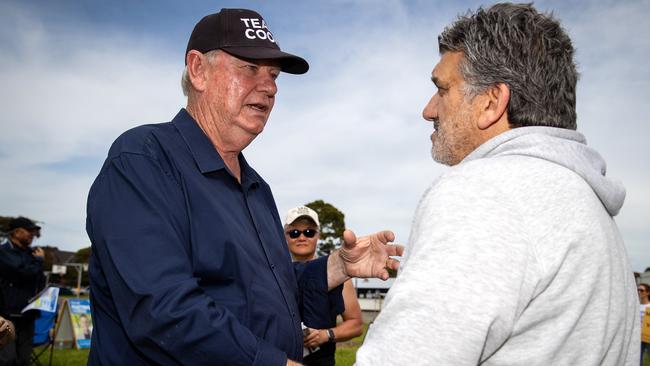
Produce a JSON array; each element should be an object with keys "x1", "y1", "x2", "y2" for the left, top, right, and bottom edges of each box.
[
  {"x1": 76, "y1": 265, "x2": 82, "y2": 299},
  {"x1": 64, "y1": 263, "x2": 85, "y2": 298}
]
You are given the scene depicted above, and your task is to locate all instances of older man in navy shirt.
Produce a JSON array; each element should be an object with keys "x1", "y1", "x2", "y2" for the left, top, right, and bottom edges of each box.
[{"x1": 86, "y1": 8, "x2": 402, "y2": 366}]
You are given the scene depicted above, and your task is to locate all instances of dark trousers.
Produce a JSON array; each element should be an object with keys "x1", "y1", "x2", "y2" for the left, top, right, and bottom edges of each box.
[
  {"x1": 642, "y1": 342, "x2": 650, "y2": 366},
  {"x1": 303, "y1": 354, "x2": 335, "y2": 366},
  {"x1": 0, "y1": 317, "x2": 35, "y2": 366}
]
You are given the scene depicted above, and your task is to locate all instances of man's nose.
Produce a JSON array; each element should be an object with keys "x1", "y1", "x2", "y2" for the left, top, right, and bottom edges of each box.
[
  {"x1": 422, "y1": 95, "x2": 439, "y2": 121},
  {"x1": 258, "y1": 72, "x2": 278, "y2": 97}
]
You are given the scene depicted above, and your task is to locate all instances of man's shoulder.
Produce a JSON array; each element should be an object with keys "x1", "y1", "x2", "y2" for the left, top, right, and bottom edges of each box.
[
  {"x1": 435, "y1": 154, "x2": 580, "y2": 191},
  {"x1": 427, "y1": 158, "x2": 516, "y2": 195},
  {"x1": 107, "y1": 122, "x2": 177, "y2": 159},
  {"x1": 422, "y1": 155, "x2": 582, "y2": 213},
  {"x1": 0, "y1": 241, "x2": 16, "y2": 252}
]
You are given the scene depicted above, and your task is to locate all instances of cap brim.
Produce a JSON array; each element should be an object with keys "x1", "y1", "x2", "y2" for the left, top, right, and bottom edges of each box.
[
  {"x1": 223, "y1": 47, "x2": 309, "y2": 75},
  {"x1": 286, "y1": 214, "x2": 320, "y2": 228}
]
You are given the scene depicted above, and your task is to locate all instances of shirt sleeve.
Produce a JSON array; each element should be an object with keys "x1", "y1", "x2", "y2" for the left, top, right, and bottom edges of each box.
[
  {"x1": 356, "y1": 172, "x2": 538, "y2": 365},
  {"x1": 0, "y1": 246, "x2": 44, "y2": 281},
  {"x1": 87, "y1": 152, "x2": 286, "y2": 366},
  {"x1": 294, "y1": 257, "x2": 344, "y2": 328}
]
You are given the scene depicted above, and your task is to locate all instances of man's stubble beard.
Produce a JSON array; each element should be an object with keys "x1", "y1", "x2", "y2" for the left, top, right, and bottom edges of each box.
[{"x1": 430, "y1": 109, "x2": 476, "y2": 166}]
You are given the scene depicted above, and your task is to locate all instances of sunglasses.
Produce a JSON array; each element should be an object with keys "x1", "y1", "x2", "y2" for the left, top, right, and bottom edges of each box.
[
  {"x1": 639, "y1": 288, "x2": 647, "y2": 293},
  {"x1": 286, "y1": 229, "x2": 318, "y2": 239}
]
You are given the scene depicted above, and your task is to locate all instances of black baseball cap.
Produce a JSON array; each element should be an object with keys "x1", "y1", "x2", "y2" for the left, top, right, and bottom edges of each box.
[
  {"x1": 185, "y1": 8, "x2": 309, "y2": 74},
  {"x1": 8, "y1": 217, "x2": 41, "y2": 231}
]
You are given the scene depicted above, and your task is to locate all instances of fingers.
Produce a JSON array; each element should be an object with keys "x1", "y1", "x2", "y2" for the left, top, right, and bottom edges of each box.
[
  {"x1": 344, "y1": 229, "x2": 396, "y2": 248},
  {"x1": 304, "y1": 331, "x2": 319, "y2": 343},
  {"x1": 386, "y1": 257, "x2": 400, "y2": 272},
  {"x1": 377, "y1": 269, "x2": 389, "y2": 281},
  {"x1": 385, "y1": 244, "x2": 405, "y2": 257},
  {"x1": 373, "y1": 230, "x2": 395, "y2": 244}
]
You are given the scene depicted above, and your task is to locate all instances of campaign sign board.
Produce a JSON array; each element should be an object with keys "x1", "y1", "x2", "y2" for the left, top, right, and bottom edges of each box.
[
  {"x1": 55, "y1": 299, "x2": 93, "y2": 349},
  {"x1": 68, "y1": 299, "x2": 92, "y2": 349}
]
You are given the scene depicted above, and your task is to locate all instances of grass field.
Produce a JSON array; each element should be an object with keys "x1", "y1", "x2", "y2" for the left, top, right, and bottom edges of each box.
[
  {"x1": 36, "y1": 344, "x2": 362, "y2": 366},
  {"x1": 34, "y1": 348, "x2": 89, "y2": 366},
  {"x1": 34, "y1": 324, "x2": 369, "y2": 366},
  {"x1": 34, "y1": 325, "x2": 649, "y2": 366}
]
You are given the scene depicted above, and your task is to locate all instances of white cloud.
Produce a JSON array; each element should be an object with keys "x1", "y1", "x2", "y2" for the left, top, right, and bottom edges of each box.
[{"x1": 0, "y1": 2, "x2": 185, "y2": 249}]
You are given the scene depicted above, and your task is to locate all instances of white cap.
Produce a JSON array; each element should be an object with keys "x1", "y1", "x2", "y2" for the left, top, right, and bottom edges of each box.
[{"x1": 284, "y1": 206, "x2": 320, "y2": 228}]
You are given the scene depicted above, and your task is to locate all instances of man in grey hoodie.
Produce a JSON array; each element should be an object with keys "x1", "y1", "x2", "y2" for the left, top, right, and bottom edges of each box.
[{"x1": 356, "y1": 3, "x2": 639, "y2": 365}]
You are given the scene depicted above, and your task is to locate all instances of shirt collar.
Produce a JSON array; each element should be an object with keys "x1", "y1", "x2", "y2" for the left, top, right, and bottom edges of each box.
[
  {"x1": 172, "y1": 109, "x2": 261, "y2": 188},
  {"x1": 173, "y1": 109, "x2": 226, "y2": 174},
  {"x1": 238, "y1": 154, "x2": 261, "y2": 190},
  {"x1": 1, "y1": 239, "x2": 24, "y2": 252}
]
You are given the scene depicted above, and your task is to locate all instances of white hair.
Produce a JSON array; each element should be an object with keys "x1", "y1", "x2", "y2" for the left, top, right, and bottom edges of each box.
[{"x1": 180, "y1": 50, "x2": 221, "y2": 97}]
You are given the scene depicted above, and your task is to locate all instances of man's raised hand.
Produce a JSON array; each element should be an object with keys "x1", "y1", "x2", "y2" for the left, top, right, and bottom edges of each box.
[{"x1": 339, "y1": 229, "x2": 403, "y2": 280}]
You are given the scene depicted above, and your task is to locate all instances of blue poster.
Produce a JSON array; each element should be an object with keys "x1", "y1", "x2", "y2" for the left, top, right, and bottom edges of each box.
[
  {"x1": 68, "y1": 299, "x2": 93, "y2": 349},
  {"x1": 22, "y1": 286, "x2": 59, "y2": 313}
]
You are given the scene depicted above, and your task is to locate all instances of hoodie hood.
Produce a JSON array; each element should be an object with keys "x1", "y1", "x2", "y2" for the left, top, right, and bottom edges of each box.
[{"x1": 463, "y1": 127, "x2": 626, "y2": 216}]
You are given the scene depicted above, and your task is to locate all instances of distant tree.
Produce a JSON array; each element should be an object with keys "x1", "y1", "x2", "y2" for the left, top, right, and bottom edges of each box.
[
  {"x1": 74, "y1": 247, "x2": 92, "y2": 263},
  {"x1": 645, "y1": 267, "x2": 650, "y2": 273},
  {"x1": 0, "y1": 216, "x2": 12, "y2": 235},
  {"x1": 40, "y1": 246, "x2": 59, "y2": 271},
  {"x1": 62, "y1": 247, "x2": 92, "y2": 287},
  {"x1": 305, "y1": 200, "x2": 345, "y2": 257}
]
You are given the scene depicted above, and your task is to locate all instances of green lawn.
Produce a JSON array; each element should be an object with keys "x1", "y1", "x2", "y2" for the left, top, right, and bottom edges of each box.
[
  {"x1": 335, "y1": 323, "x2": 368, "y2": 366},
  {"x1": 35, "y1": 324, "x2": 649, "y2": 366},
  {"x1": 37, "y1": 344, "x2": 362, "y2": 366},
  {"x1": 35, "y1": 324, "x2": 369, "y2": 366},
  {"x1": 34, "y1": 348, "x2": 89, "y2": 366}
]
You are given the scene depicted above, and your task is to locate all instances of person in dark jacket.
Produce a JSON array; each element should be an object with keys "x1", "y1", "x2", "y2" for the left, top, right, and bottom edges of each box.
[{"x1": 0, "y1": 217, "x2": 45, "y2": 366}]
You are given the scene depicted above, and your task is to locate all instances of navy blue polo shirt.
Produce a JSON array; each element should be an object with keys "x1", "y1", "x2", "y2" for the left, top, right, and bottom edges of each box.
[{"x1": 86, "y1": 109, "x2": 335, "y2": 365}]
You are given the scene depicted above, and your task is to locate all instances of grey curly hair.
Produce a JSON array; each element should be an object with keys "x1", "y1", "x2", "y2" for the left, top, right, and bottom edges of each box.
[{"x1": 438, "y1": 3, "x2": 579, "y2": 130}]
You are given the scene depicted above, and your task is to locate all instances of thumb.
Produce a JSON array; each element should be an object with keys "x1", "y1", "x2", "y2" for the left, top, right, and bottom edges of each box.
[{"x1": 343, "y1": 229, "x2": 357, "y2": 249}]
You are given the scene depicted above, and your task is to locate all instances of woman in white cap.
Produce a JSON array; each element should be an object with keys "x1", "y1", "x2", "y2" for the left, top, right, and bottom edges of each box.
[{"x1": 284, "y1": 206, "x2": 363, "y2": 366}]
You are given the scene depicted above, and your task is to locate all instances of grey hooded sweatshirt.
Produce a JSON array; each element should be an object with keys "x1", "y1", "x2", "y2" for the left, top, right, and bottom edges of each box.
[{"x1": 357, "y1": 127, "x2": 639, "y2": 365}]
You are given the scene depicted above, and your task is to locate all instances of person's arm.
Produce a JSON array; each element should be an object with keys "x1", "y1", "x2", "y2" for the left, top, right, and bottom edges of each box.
[
  {"x1": 32, "y1": 248, "x2": 46, "y2": 292},
  {"x1": 303, "y1": 279, "x2": 362, "y2": 348},
  {"x1": 87, "y1": 152, "x2": 286, "y2": 366},
  {"x1": 355, "y1": 174, "x2": 536, "y2": 365},
  {"x1": 332, "y1": 279, "x2": 363, "y2": 341},
  {"x1": 0, "y1": 244, "x2": 44, "y2": 281}
]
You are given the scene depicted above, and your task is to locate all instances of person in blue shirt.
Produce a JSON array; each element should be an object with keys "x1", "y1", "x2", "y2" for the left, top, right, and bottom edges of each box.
[
  {"x1": 0, "y1": 217, "x2": 45, "y2": 366},
  {"x1": 284, "y1": 206, "x2": 363, "y2": 366},
  {"x1": 86, "y1": 8, "x2": 402, "y2": 366}
]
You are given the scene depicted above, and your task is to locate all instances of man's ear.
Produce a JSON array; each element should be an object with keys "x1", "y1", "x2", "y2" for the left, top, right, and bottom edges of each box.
[
  {"x1": 477, "y1": 83, "x2": 509, "y2": 130},
  {"x1": 186, "y1": 50, "x2": 210, "y2": 92}
]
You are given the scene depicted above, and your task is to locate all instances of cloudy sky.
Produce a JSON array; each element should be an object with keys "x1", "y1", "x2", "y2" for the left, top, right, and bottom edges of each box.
[{"x1": 1, "y1": 0, "x2": 648, "y2": 272}]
